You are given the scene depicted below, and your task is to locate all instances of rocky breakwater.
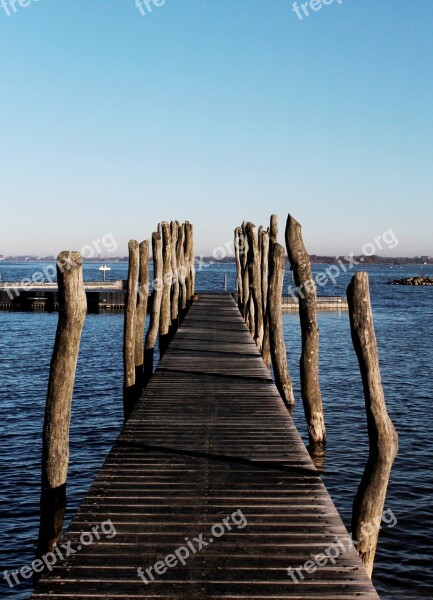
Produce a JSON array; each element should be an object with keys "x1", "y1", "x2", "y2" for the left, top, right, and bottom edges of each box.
[{"x1": 389, "y1": 276, "x2": 433, "y2": 286}]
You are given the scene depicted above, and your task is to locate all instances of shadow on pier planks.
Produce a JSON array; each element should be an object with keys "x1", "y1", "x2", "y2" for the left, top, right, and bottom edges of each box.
[{"x1": 32, "y1": 293, "x2": 379, "y2": 599}]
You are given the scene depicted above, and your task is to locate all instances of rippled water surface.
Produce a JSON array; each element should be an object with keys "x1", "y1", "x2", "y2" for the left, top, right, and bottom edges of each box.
[{"x1": 1, "y1": 262, "x2": 432, "y2": 598}]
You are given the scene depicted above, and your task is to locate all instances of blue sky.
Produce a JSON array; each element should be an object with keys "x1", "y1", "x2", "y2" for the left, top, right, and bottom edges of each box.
[{"x1": 1, "y1": 0, "x2": 432, "y2": 257}]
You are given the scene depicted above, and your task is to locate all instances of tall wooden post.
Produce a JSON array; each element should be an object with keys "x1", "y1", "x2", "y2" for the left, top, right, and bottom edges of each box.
[
  {"x1": 285, "y1": 214, "x2": 326, "y2": 446},
  {"x1": 134, "y1": 240, "x2": 149, "y2": 394},
  {"x1": 170, "y1": 221, "x2": 180, "y2": 332},
  {"x1": 123, "y1": 240, "x2": 139, "y2": 420},
  {"x1": 261, "y1": 229, "x2": 271, "y2": 368},
  {"x1": 178, "y1": 223, "x2": 187, "y2": 318},
  {"x1": 240, "y1": 222, "x2": 250, "y2": 325},
  {"x1": 37, "y1": 251, "x2": 87, "y2": 560},
  {"x1": 184, "y1": 221, "x2": 194, "y2": 301},
  {"x1": 270, "y1": 214, "x2": 278, "y2": 243},
  {"x1": 248, "y1": 292, "x2": 255, "y2": 336},
  {"x1": 347, "y1": 272, "x2": 398, "y2": 578},
  {"x1": 268, "y1": 241, "x2": 295, "y2": 407},
  {"x1": 257, "y1": 225, "x2": 263, "y2": 267},
  {"x1": 246, "y1": 222, "x2": 264, "y2": 350},
  {"x1": 189, "y1": 223, "x2": 195, "y2": 297},
  {"x1": 144, "y1": 232, "x2": 163, "y2": 385},
  {"x1": 159, "y1": 222, "x2": 172, "y2": 357},
  {"x1": 234, "y1": 227, "x2": 243, "y2": 308}
]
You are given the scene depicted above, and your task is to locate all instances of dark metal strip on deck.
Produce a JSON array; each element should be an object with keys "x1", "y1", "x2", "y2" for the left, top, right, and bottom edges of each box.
[{"x1": 32, "y1": 293, "x2": 379, "y2": 599}]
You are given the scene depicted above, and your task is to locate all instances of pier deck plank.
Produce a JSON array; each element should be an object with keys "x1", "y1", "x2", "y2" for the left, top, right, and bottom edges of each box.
[{"x1": 32, "y1": 293, "x2": 379, "y2": 599}]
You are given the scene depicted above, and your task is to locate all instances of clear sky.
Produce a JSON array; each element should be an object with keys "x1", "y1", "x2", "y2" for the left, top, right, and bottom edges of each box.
[{"x1": 1, "y1": 0, "x2": 432, "y2": 257}]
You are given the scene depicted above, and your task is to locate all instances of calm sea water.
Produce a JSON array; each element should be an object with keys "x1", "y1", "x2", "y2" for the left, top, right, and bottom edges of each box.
[{"x1": 1, "y1": 261, "x2": 432, "y2": 599}]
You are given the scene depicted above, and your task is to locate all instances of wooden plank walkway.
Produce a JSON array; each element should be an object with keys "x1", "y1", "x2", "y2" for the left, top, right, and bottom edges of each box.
[{"x1": 32, "y1": 293, "x2": 379, "y2": 599}]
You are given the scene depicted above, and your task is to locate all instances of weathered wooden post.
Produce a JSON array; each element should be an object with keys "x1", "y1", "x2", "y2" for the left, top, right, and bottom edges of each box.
[
  {"x1": 144, "y1": 232, "x2": 163, "y2": 385},
  {"x1": 246, "y1": 222, "x2": 264, "y2": 350},
  {"x1": 189, "y1": 223, "x2": 195, "y2": 297},
  {"x1": 159, "y1": 222, "x2": 172, "y2": 357},
  {"x1": 347, "y1": 272, "x2": 398, "y2": 578},
  {"x1": 123, "y1": 240, "x2": 139, "y2": 420},
  {"x1": 257, "y1": 225, "x2": 263, "y2": 267},
  {"x1": 285, "y1": 214, "x2": 326, "y2": 446},
  {"x1": 184, "y1": 221, "x2": 194, "y2": 301},
  {"x1": 37, "y1": 251, "x2": 87, "y2": 560},
  {"x1": 234, "y1": 227, "x2": 244, "y2": 310},
  {"x1": 184, "y1": 221, "x2": 191, "y2": 300},
  {"x1": 170, "y1": 221, "x2": 180, "y2": 333},
  {"x1": 270, "y1": 214, "x2": 278, "y2": 243},
  {"x1": 178, "y1": 223, "x2": 187, "y2": 319},
  {"x1": 240, "y1": 222, "x2": 250, "y2": 326},
  {"x1": 134, "y1": 240, "x2": 149, "y2": 395},
  {"x1": 268, "y1": 240, "x2": 295, "y2": 407},
  {"x1": 248, "y1": 293, "x2": 255, "y2": 336},
  {"x1": 261, "y1": 229, "x2": 271, "y2": 368}
]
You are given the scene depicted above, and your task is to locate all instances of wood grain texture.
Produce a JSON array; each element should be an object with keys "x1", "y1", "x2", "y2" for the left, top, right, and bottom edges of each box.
[
  {"x1": 270, "y1": 214, "x2": 278, "y2": 243},
  {"x1": 37, "y1": 251, "x2": 87, "y2": 558},
  {"x1": 268, "y1": 241, "x2": 295, "y2": 408},
  {"x1": 261, "y1": 229, "x2": 271, "y2": 369},
  {"x1": 145, "y1": 233, "x2": 163, "y2": 352},
  {"x1": 135, "y1": 240, "x2": 150, "y2": 369},
  {"x1": 124, "y1": 240, "x2": 139, "y2": 389},
  {"x1": 347, "y1": 272, "x2": 398, "y2": 578},
  {"x1": 234, "y1": 227, "x2": 243, "y2": 310},
  {"x1": 171, "y1": 221, "x2": 180, "y2": 323},
  {"x1": 246, "y1": 222, "x2": 264, "y2": 351},
  {"x1": 159, "y1": 222, "x2": 172, "y2": 338},
  {"x1": 285, "y1": 215, "x2": 326, "y2": 446}
]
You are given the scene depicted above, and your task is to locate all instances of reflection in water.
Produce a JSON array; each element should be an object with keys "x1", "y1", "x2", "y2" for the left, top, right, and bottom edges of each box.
[{"x1": 307, "y1": 442, "x2": 327, "y2": 472}]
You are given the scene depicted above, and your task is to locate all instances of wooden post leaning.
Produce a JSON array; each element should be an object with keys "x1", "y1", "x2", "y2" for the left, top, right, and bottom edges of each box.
[
  {"x1": 134, "y1": 240, "x2": 149, "y2": 396},
  {"x1": 261, "y1": 229, "x2": 271, "y2": 368},
  {"x1": 37, "y1": 251, "x2": 87, "y2": 561},
  {"x1": 178, "y1": 223, "x2": 188, "y2": 320},
  {"x1": 240, "y1": 222, "x2": 250, "y2": 327},
  {"x1": 159, "y1": 222, "x2": 172, "y2": 357},
  {"x1": 285, "y1": 214, "x2": 326, "y2": 446},
  {"x1": 123, "y1": 240, "x2": 139, "y2": 420},
  {"x1": 189, "y1": 223, "x2": 195, "y2": 297},
  {"x1": 246, "y1": 222, "x2": 264, "y2": 350},
  {"x1": 184, "y1": 221, "x2": 194, "y2": 301},
  {"x1": 144, "y1": 232, "x2": 163, "y2": 385},
  {"x1": 347, "y1": 272, "x2": 398, "y2": 578},
  {"x1": 234, "y1": 227, "x2": 243, "y2": 310},
  {"x1": 170, "y1": 221, "x2": 180, "y2": 334},
  {"x1": 267, "y1": 240, "x2": 295, "y2": 407},
  {"x1": 270, "y1": 214, "x2": 278, "y2": 243}
]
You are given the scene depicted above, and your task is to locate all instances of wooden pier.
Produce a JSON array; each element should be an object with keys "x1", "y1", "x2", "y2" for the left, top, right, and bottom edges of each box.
[
  {"x1": 32, "y1": 293, "x2": 378, "y2": 599},
  {"x1": 281, "y1": 295, "x2": 349, "y2": 311},
  {"x1": 0, "y1": 281, "x2": 127, "y2": 312}
]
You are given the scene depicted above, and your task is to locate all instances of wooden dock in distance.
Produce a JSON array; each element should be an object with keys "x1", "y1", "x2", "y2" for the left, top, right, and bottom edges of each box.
[
  {"x1": 281, "y1": 295, "x2": 349, "y2": 311},
  {"x1": 0, "y1": 282, "x2": 348, "y2": 312},
  {"x1": 32, "y1": 293, "x2": 379, "y2": 599}
]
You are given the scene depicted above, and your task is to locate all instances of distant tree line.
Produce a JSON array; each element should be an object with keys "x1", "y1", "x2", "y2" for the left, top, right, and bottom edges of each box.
[{"x1": 1, "y1": 254, "x2": 432, "y2": 265}]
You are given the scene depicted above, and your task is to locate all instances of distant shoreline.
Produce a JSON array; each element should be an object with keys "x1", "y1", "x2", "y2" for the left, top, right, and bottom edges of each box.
[{"x1": 0, "y1": 255, "x2": 432, "y2": 266}]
